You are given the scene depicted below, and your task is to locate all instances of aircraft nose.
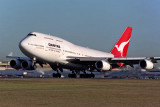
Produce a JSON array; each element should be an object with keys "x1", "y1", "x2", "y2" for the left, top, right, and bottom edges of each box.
[{"x1": 19, "y1": 39, "x2": 28, "y2": 52}]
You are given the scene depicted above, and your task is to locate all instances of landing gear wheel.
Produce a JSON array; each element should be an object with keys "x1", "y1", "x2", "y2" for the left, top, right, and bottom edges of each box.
[
  {"x1": 52, "y1": 73, "x2": 61, "y2": 78},
  {"x1": 80, "y1": 74, "x2": 85, "y2": 78},
  {"x1": 80, "y1": 74, "x2": 95, "y2": 78},
  {"x1": 68, "y1": 74, "x2": 77, "y2": 78},
  {"x1": 57, "y1": 73, "x2": 61, "y2": 78},
  {"x1": 91, "y1": 74, "x2": 95, "y2": 78}
]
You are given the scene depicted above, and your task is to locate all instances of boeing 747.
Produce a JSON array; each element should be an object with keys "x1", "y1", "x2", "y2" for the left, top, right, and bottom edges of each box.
[{"x1": 7, "y1": 27, "x2": 160, "y2": 78}]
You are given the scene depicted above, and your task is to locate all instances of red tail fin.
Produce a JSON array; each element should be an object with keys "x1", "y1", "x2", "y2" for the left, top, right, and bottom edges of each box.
[{"x1": 110, "y1": 26, "x2": 132, "y2": 57}]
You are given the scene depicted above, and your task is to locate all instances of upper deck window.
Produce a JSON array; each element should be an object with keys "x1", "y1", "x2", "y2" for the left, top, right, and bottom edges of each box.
[{"x1": 27, "y1": 33, "x2": 36, "y2": 36}]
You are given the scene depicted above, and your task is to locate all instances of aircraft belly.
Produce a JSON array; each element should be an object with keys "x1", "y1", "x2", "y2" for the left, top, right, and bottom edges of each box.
[{"x1": 60, "y1": 62, "x2": 86, "y2": 70}]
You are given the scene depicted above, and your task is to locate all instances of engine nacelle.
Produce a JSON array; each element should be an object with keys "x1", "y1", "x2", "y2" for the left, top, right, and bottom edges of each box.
[
  {"x1": 10, "y1": 59, "x2": 21, "y2": 69},
  {"x1": 95, "y1": 60, "x2": 111, "y2": 71},
  {"x1": 21, "y1": 60, "x2": 36, "y2": 70},
  {"x1": 139, "y1": 59, "x2": 154, "y2": 70}
]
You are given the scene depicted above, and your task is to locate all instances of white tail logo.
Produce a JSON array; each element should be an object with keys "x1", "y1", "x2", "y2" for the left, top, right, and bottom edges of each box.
[{"x1": 115, "y1": 39, "x2": 130, "y2": 56}]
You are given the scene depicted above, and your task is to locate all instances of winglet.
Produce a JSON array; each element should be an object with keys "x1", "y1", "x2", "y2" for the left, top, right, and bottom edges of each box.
[{"x1": 110, "y1": 26, "x2": 132, "y2": 57}]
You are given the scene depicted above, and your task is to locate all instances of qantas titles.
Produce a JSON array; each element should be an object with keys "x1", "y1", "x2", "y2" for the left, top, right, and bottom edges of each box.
[{"x1": 48, "y1": 43, "x2": 61, "y2": 48}]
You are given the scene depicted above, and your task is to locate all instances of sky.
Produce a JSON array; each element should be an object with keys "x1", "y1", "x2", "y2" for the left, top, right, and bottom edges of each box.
[{"x1": 0, "y1": 0, "x2": 160, "y2": 60}]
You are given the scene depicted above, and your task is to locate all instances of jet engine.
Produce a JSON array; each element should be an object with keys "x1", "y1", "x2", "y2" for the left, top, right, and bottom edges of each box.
[
  {"x1": 21, "y1": 60, "x2": 36, "y2": 70},
  {"x1": 10, "y1": 59, "x2": 21, "y2": 69},
  {"x1": 95, "y1": 60, "x2": 111, "y2": 71},
  {"x1": 139, "y1": 59, "x2": 154, "y2": 70}
]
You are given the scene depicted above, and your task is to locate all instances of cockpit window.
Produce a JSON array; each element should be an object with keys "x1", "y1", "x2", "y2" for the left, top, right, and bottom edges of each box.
[{"x1": 27, "y1": 33, "x2": 36, "y2": 36}]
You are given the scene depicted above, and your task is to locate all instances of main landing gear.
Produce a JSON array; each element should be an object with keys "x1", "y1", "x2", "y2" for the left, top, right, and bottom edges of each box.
[
  {"x1": 52, "y1": 72, "x2": 61, "y2": 78},
  {"x1": 79, "y1": 73, "x2": 95, "y2": 78},
  {"x1": 68, "y1": 73, "x2": 95, "y2": 78},
  {"x1": 52, "y1": 69, "x2": 95, "y2": 78},
  {"x1": 68, "y1": 71, "x2": 77, "y2": 78},
  {"x1": 68, "y1": 73, "x2": 77, "y2": 78},
  {"x1": 67, "y1": 70, "x2": 95, "y2": 78},
  {"x1": 50, "y1": 64, "x2": 62, "y2": 78}
]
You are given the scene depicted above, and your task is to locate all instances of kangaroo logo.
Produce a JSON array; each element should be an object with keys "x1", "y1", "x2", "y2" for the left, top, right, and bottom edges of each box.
[{"x1": 115, "y1": 39, "x2": 130, "y2": 56}]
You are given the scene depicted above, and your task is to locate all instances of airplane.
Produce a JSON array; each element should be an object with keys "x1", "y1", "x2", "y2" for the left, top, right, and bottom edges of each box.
[{"x1": 7, "y1": 26, "x2": 160, "y2": 78}]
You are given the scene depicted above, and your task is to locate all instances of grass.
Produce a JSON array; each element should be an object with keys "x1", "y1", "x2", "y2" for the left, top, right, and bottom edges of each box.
[{"x1": 0, "y1": 79, "x2": 160, "y2": 107}]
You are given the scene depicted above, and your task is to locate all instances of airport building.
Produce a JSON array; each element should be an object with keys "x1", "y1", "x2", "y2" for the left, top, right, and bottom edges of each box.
[{"x1": 0, "y1": 61, "x2": 12, "y2": 70}]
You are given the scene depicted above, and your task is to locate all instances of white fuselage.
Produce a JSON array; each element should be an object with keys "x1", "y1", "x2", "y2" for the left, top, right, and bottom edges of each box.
[{"x1": 19, "y1": 32, "x2": 114, "y2": 69}]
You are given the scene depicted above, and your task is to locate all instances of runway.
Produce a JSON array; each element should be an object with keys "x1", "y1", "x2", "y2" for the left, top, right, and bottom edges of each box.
[
  {"x1": 1, "y1": 69, "x2": 160, "y2": 79},
  {"x1": 0, "y1": 70, "x2": 107, "y2": 78}
]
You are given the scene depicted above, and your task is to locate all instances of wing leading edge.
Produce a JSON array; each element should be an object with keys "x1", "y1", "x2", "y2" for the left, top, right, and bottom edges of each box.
[{"x1": 67, "y1": 56, "x2": 160, "y2": 67}]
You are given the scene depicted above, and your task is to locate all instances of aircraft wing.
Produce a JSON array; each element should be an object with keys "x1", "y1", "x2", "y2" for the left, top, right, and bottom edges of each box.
[
  {"x1": 109, "y1": 57, "x2": 160, "y2": 63},
  {"x1": 67, "y1": 56, "x2": 160, "y2": 66},
  {"x1": 67, "y1": 56, "x2": 106, "y2": 62},
  {"x1": 6, "y1": 56, "x2": 30, "y2": 60}
]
